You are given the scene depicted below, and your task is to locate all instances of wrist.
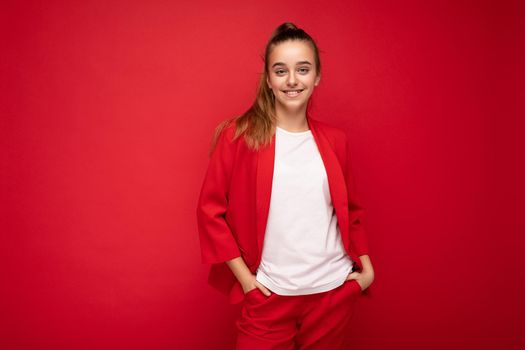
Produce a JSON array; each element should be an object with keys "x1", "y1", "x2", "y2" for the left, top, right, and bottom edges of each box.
[
  {"x1": 358, "y1": 255, "x2": 374, "y2": 273},
  {"x1": 238, "y1": 272, "x2": 255, "y2": 287}
]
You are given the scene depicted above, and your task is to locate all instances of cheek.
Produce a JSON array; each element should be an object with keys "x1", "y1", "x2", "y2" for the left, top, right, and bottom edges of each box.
[
  {"x1": 305, "y1": 76, "x2": 318, "y2": 86},
  {"x1": 269, "y1": 76, "x2": 285, "y2": 87}
]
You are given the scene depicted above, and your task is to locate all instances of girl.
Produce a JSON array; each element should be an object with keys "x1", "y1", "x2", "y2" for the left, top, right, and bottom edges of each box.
[{"x1": 196, "y1": 22, "x2": 375, "y2": 350}]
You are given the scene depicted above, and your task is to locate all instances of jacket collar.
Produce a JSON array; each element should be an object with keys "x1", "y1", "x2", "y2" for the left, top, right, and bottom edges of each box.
[{"x1": 255, "y1": 114, "x2": 350, "y2": 262}]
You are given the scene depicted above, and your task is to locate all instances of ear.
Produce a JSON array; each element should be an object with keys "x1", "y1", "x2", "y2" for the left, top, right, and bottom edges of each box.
[
  {"x1": 314, "y1": 74, "x2": 321, "y2": 86},
  {"x1": 266, "y1": 76, "x2": 272, "y2": 89}
]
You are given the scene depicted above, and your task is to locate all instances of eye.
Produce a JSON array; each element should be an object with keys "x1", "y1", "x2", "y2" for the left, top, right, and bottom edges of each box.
[
  {"x1": 298, "y1": 67, "x2": 310, "y2": 74},
  {"x1": 275, "y1": 69, "x2": 286, "y2": 75}
]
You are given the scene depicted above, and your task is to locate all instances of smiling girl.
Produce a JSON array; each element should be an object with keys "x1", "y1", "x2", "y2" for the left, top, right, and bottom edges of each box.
[{"x1": 196, "y1": 22, "x2": 375, "y2": 350}]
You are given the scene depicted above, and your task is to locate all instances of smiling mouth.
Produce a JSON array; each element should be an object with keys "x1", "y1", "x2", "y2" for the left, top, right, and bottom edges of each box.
[{"x1": 282, "y1": 89, "x2": 304, "y2": 97}]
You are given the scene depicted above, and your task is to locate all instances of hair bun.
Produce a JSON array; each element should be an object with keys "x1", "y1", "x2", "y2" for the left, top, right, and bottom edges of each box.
[{"x1": 276, "y1": 22, "x2": 298, "y2": 34}]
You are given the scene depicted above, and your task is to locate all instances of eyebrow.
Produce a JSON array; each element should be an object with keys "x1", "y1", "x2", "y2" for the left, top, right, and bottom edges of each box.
[{"x1": 271, "y1": 61, "x2": 312, "y2": 68}]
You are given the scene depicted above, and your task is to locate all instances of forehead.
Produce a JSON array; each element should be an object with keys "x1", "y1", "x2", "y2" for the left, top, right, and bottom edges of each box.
[{"x1": 268, "y1": 40, "x2": 315, "y2": 66}]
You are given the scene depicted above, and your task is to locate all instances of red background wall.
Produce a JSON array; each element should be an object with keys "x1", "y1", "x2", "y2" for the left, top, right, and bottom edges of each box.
[{"x1": 2, "y1": 1, "x2": 523, "y2": 349}]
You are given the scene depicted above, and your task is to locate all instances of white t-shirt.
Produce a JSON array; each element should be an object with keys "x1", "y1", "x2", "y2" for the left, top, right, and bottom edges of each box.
[{"x1": 255, "y1": 126, "x2": 354, "y2": 295}]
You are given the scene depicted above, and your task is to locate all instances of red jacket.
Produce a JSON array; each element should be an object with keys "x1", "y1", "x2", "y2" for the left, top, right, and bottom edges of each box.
[{"x1": 196, "y1": 114, "x2": 370, "y2": 305}]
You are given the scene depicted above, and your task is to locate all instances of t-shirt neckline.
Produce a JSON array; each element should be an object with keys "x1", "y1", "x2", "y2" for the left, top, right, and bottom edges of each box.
[{"x1": 276, "y1": 126, "x2": 311, "y2": 136}]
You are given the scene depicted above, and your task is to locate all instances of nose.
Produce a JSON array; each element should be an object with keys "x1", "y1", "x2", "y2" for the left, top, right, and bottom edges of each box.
[{"x1": 287, "y1": 72, "x2": 297, "y2": 86}]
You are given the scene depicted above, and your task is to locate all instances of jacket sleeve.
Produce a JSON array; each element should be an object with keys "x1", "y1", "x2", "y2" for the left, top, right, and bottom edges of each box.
[
  {"x1": 196, "y1": 126, "x2": 242, "y2": 264},
  {"x1": 342, "y1": 133, "x2": 370, "y2": 257}
]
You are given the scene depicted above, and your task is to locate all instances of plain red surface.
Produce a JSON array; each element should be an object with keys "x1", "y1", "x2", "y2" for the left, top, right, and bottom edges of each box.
[{"x1": 2, "y1": 1, "x2": 523, "y2": 349}]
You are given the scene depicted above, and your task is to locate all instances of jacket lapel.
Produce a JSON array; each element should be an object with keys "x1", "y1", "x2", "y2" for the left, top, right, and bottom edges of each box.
[
  {"x1": 255, "y1": 129, "x2": 275, "y2": 262},
  {"x1": 255, "y1": 115, "x2": 350, "y2": 266},
  {"x1": 308, "y1": 117, "x2": 351, "y2": 251}
]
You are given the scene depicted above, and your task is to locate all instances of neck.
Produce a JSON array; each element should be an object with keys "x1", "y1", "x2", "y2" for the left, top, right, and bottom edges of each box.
[{"x1": 274, "y1": 103, "x2": 309, "y2": 132}]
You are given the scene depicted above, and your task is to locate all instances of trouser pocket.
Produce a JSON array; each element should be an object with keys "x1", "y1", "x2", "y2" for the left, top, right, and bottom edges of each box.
[{"x1": 352, "y1": 280, "x2": 363, "y2": 293}]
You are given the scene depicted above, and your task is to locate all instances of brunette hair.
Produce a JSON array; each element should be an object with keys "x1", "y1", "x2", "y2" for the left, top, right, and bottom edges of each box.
[{"x1": 209, "y1": 22, "x2": 322, "y2": 155}]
